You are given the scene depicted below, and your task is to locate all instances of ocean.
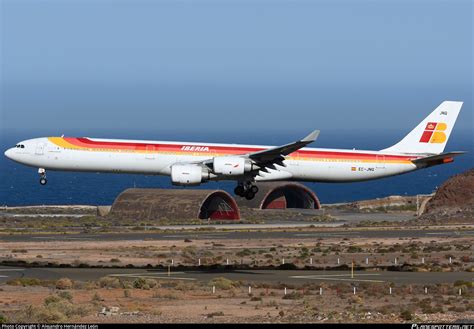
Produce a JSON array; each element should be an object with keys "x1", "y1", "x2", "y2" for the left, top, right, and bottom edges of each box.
[{"x1": 0, "y1": 130, "x2": 472, "y2": 206}]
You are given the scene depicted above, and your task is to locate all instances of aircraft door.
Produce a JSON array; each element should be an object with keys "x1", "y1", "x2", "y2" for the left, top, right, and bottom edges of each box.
[
  {"x1": 376, "y1": 154, "x2": 386, "y2": 169},
  {"x1": 35, "y1": 143, "x2": 45, "y2": 155}
]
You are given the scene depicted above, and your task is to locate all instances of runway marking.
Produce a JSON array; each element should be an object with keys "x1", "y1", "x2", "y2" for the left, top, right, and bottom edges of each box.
[
  {"x1": 163, "y1": 234, "x2": 229, "y2": 238},
  {"x1": 0, "y1": 268, "x2": 25, "y2": 272},
  {"x1": 108, "y1": 274, "x2": 195, "y2": 281},
  {"x1": 0, "y1": 275, "x2": 9, "y2": 278},
  {"x1": 106, "y1": 272, "x2": 185, "y2": 276},
  {"x1": 31, "y1": 236, "x2": 95, "y2": 240},
  {"x1": 291, "y1": 273, "x2": 385, "y2": 283},
  {"x1": 294, "y1": 232, "x2": 358, "y2": 237},
  {"x1": 426, "y1": 231, "x2": 474, "y2": 236}
]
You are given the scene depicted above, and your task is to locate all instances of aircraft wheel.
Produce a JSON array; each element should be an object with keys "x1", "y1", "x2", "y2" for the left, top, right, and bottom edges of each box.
[
  {"x1": 245, "y1": 191, "x2": 255, "y2": 200},
  {"x1": 250, "y1": 185, "x2": 259, "y2": 194},
  {"x1": 234, "y1": 185, "x2": 245, "y2": 197},
  {"x1": 39, "y1": 177, "x2": 47, "y2": 185}
]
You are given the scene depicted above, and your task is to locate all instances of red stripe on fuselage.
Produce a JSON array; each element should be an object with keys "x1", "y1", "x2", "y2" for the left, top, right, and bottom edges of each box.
[{"x1": 64, "y1": 137, "x2": 416, "y2": 161}]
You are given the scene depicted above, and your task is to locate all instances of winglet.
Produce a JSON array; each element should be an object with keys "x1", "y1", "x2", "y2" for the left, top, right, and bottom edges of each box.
[{"x1": 301, "y1": 130, "x2": 320, "y2": 143}]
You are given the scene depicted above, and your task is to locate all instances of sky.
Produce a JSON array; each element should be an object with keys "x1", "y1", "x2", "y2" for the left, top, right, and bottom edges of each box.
[{"x1": 1, "y1": 0, "x2": 472, "y2": 143}]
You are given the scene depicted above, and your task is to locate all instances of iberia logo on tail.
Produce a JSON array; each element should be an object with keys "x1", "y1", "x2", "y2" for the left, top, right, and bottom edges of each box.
[{"x1": 419, "y1": 122, "x2": 447, "y2": 143}]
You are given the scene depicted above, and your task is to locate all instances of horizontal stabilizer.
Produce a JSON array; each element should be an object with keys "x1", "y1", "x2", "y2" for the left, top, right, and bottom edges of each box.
[{"x1": 412, "y1": 151, "x2": 465, "y2": 167}]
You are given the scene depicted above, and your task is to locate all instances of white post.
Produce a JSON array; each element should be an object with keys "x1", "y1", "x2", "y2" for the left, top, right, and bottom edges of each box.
[
  {"x1": 198, "y1": 258, "x2": 201, "y2": 266},
  {"x1": 394, "y1": 257, "x2": 397, "y2": 265},
  {"x1": 212, "y1": 286, "x2": 215, "y2": 294},
  {"x1": 171, "y1": 259, "x2": 174, "y2": 266},
  {"x1": 337, "y1": 258, "x2": 340, "y2": 265},
  {"x1": 248, "y1": 286, "x2": 252, "y2": 294},
  {"x1": 226, "y1": 258, "x2": 229, "y2": 265},
  {"x1": 421, "y1": 257, "x2": 425, "y2": 264},
  {"x1": 425, "y1": 287, "x2": 428, "y2": 294},
  {"x1": 282, "y1": 258, "x2": 285, "y2": 265},
  {"x1": 284, "y1": 287, "x2": 287, "y2": 295},
  {"x1": 310, "y1": 258, "x2": 313, "y2": 265},
  {"x1": 168, "y1": 265, "x2": 170, "y2": 277},
  {"x1": 365, "y1": 257, "x2": 368, "y2": 265},
  {"x1": 449, "y1": 257, "x2": 452, "y2": 264},
  {"x1": 353, "y1": 286, "x2": 356, "y2": 295},
  {"x1": 459, "y1": 288, "x2": 462, "y2": 296},
  {"x1": 319, "y1": 287, "x2": 322, "y2": 295},
  {"x1": 389, "y1": 287, "x2": 392, "y2": 295}
]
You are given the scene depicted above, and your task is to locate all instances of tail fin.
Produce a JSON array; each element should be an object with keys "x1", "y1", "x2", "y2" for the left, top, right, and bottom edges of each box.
[{"x1": 382, "y1": 101, "x2": 463, "y2": 155}]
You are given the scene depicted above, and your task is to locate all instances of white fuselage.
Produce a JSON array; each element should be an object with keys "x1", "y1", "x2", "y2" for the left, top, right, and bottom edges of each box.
[{"x1": 4, "y1": 136, "x2": 419, "y2": 183}]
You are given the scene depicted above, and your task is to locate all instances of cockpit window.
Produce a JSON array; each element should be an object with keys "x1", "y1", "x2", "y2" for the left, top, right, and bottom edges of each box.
[{"x1": 15, "y1": 144, "x2": 25, "y2": 148}]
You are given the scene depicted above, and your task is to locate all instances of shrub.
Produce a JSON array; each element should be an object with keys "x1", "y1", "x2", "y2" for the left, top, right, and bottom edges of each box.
[
  {"x1": 99, "y1": 277, "x2": 122, "y2": 289},
  {"x1": 236, "y1": 249, "x2": 253, "y2": 257},
  {"x1": 123, "y1": 289, "x2": 131, "y2": 298},
  {"x1": 44, "y1": 295, "x2": 61, "y2": 306},
  {"x1": 132, "y1": 277, "x2": 148, "y2": 289},
  {"x1": 55, "y1": 278, "x2": 73, "y2": 290},
  {"x1": 132, "y1": 278, "x2": 157, "y2": 290},
  {"x1": 400, "y1": 310, "x2": 412, "y2": 321},
  {"x1": 57, "y1": 291, "x2": 73, "y2": 302},
  {"x1": 11, "y1": 249, "x2": 28, "y2": 253},
  {"x1": 91, "y1": 292, "x2": 103, "y2": 302},
  {"x1": 0, "y1": 314, "x2": 7, "y2": 323},
  {"x1": 282, "y1": 292, "x2": 303, "y2": 300},
  {"x1": 7, "y1": 277, "x2": 44, "y2": 287},
  {"x1": 208, "y1": 277, "x2": 239, "y2": 290},
  {"x1": 17, "y1": 297, "x2": 93, "y2": 323}
]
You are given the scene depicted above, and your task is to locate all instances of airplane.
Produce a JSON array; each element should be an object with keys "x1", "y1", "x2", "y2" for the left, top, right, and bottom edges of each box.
[{"x1": 4, "y1": 101, "x2": 464, "y2": 200}]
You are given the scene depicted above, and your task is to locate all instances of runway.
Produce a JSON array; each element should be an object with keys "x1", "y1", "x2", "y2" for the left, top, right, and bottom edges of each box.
[
  {"x1": 0, "y1": 266, "x2": 472, "y2": 285},
  {"x1": 0, "y1": 227, "x2": 472, "y2": 242}
]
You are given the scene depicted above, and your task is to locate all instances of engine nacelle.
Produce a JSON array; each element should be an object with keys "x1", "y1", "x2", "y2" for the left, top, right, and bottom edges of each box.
[
  {"x1": 213, "y1": 156, "x2": 257, "y2": 176},
  {"x1": 171, "y1": 164, "x2": 205, "y2": 186}
]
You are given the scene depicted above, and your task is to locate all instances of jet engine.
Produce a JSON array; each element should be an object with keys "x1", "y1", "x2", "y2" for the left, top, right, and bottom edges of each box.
[
  {"x1": 171, "y1": 164, "x2": 207, "y2": 186},
  {"x1": 213, "y1": 156, "x2": 258, "y2": 175}
]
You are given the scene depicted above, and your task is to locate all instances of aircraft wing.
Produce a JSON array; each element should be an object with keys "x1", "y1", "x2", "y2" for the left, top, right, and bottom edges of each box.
[
  {"x1": 246, "y1": 130, "x2": 319, "y2": 168},
  {"x1": 411, "y1": 151, "x2": 465, "y2": 167},
  {"x1": 198, "y1": 130, "x2": 319, "y2": 174}
]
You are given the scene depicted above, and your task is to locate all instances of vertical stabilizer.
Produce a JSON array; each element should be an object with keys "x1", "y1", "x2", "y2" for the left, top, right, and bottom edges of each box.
[{"x1": 382, "y1": 101, "x2": 463, "y2": 155}]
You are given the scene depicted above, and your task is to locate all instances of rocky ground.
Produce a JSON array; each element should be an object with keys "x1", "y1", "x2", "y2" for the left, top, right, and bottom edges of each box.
[{"x1": 417, "y1": 168, "x2": 474, "y2": 224}]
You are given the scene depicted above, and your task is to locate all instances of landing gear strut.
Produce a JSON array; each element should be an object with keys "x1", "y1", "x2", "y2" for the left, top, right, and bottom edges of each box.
[
  {"x1": 38, "y1": 168, "x2": 47, "y2": 185},
  {"x1": 234, "y1": 182, "x2": 259, "y2": 200}
]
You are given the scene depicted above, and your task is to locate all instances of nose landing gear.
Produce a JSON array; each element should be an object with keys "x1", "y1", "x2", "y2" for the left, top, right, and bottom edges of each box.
[
  {"x1": 234, "y1": 182, "x2": 259, "y2": 200},
  {"x1": 38, "y1": 168, "x2": 47, "y2": 185}
]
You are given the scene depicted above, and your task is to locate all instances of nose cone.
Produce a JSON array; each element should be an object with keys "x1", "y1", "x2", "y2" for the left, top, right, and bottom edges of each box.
[{"x1": 4, "y1": 148, "x2": 13, "y2": 160}]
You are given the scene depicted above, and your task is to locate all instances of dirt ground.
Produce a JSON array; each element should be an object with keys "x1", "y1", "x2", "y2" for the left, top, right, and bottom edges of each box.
[
  {"x1": 0, "y1": 225, "x2": 472, "y2": 323},
  {"x1": 0, "y1": 277, "x2": 472, "y2": 323}
]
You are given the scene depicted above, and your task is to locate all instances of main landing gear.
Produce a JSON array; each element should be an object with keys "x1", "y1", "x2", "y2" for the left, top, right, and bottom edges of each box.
[
  {"x1": 38, "y1": 168, "x2": 47, "y2": 185},
  {"x1": 234, "y1": 182, "x2": 259, "y2": 200}
]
